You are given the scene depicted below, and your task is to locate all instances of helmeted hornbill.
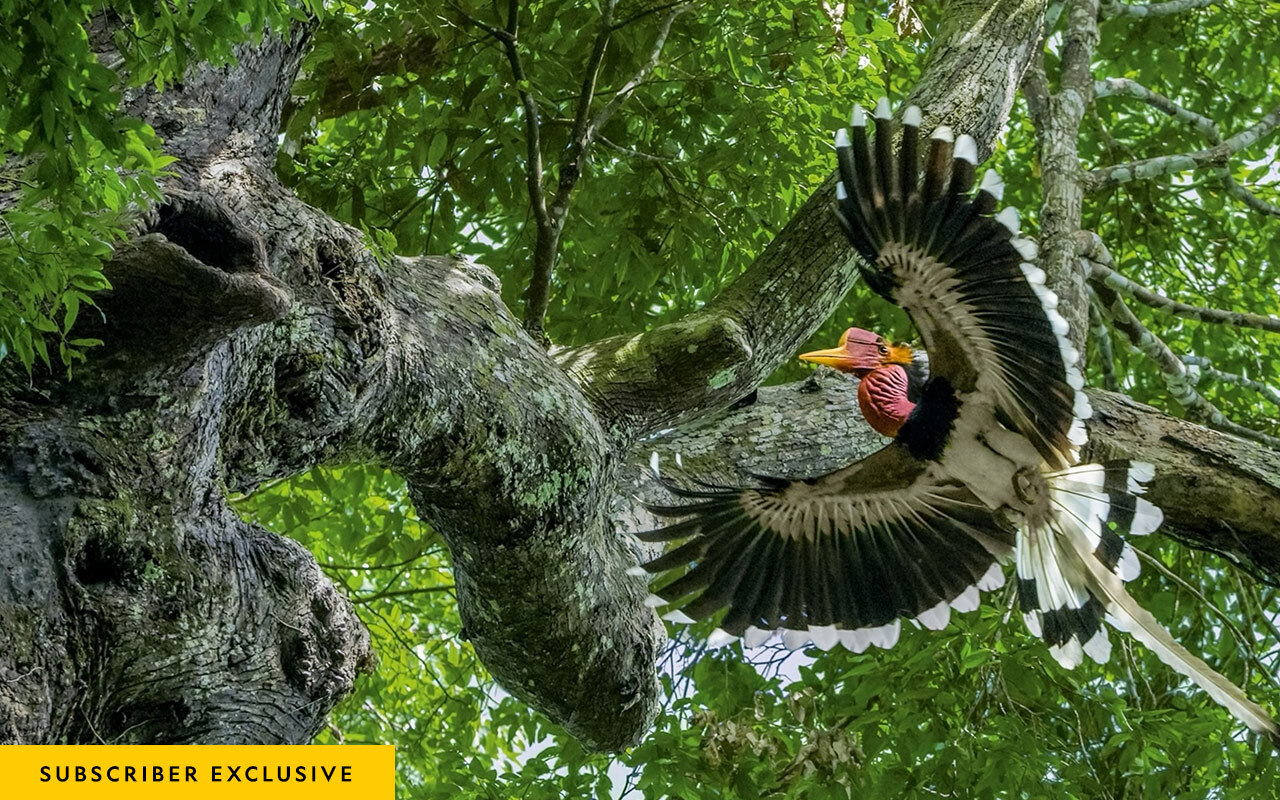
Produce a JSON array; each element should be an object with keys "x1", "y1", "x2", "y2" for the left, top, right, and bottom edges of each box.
[{"x1": 632, "y1": 100, "x2": 1280, "y2": 743}]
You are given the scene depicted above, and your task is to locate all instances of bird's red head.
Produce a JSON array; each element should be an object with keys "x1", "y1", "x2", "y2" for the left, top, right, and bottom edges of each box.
[{"x1": 798, "y1": 327, "x2": 914, "y2": 376}]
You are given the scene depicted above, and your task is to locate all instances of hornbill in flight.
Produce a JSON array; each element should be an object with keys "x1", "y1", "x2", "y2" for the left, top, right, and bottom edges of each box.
[{"x1": 632, "y1": 100, "x2": 1280, "y2": 743}]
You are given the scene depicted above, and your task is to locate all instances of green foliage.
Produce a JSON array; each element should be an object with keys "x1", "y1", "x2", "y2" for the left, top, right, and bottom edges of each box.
[
  {"x1": 47, "y1": 0, "x2": 1280, "y2": 795},
  {"x1": 238, "y1": 467, "x2": 1280, "y2": 798},
  {"x1": 0, "y1": 0, "x2": 317, "y2": 371},
  {"x1": 249, "y1": 1, "x2": 1280, "y2": 796},
  {"x1": 280, "y1": 0, "x2": 919, "y2": 345}
]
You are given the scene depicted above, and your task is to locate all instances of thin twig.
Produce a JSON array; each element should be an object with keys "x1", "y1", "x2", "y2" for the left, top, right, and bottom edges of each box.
[
  {"x1": 1135, "y1": 548, "x2": 1280, "y2": 692},
  {"x1": 352, "y1": 585, "x2": 456, "y2": 604},
  {"x1": 1181, "y1": 355, "x2": 1280, "y2": 408},
  {"x1": 521, "y1": 2, "x2": 690, "y2": 340},
  {"x1": 1086, "y1": 259, "x2": 1280, "y2": 334},
  {"x1": 598, "y1": 134, "x2": 673, "y2": 163},
  {"x1": 1089, "y1": 299, "x2": 1122, "y2": 392}
]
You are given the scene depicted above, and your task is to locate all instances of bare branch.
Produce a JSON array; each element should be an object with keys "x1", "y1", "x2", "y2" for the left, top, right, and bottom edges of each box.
[
  {"x1": 1093, "y1": 78, "x2": 1280, "y2": 214},
  {"x1": 1082, "y1": 253, "x2": 1280, "y2": 335},
  {"x1": 1089, "y1": 298, "x2": 1122, "y2": 392},
  {"x1": 1182, "y1": 355, "x2": 1280, "y2": 408},
  {"x1": 451, "y1": 2, "x2": 549, "y2": 229},
  {"x1": 522, "y1": 2, "x2": 688, "y2": 341},
  {"x1": 565, "y1": 1, "x2": 619, "y2": 174},
  {"x1": 1094, "y1": 77, "x2": 1220, "y2": 138},
  {"x1": 582, "y1": 4, "x2": 689, "y2": 155},
  {"x1": 1085, "y1": 101, "x2": 1280, "y2": 192},
  {"x1": 598, "y1": 134, "x2": 673, "y2": 163},
  {"x1": 1100, "y1": 0, "x2": 1217, "y2": 17},
  {"x1": 1090, "y1": 282, "x2": 1280, "y2": 449}
]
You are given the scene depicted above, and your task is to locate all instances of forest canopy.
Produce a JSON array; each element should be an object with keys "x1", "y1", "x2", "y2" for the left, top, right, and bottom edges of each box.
[{"x1": 3, "y1": 0, "x2": 1280, "y2": 798}]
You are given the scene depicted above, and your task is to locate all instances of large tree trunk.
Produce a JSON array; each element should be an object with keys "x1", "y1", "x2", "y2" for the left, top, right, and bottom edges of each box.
[{"x1": 6, "y1": 0, "x2": 1276, "y2": 753}]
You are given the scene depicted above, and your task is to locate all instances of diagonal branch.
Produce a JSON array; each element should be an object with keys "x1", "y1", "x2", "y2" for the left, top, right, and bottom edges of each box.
[
  {"x1": 1183, "y1": 355, "x2": 1280, "y2": 409},
  {"x1": 1093, "y1": 78, "x2": 1280, "y2": 214},
  {"x1": 560, "y1": 0, "x2": 1053, "y2": 446},
  {"x1": 1085, "y1": 100, "x2": 1280, "y2": 192},
  {"x1": 1100, "y1": 0, "x2": 1217, "y2": 17},
  {"x1": 1078, "y1": 232, "x2": 1280, "y2": 334},
  {"x1": 1089, "y1": 299, "x2": 1122, "y2": 392},
  {"x1": 1089, "y1": 282, "x2": 1280, "y2": 449},
  {"x1": 520, "y1": 2, "x2": 688, "y2": 341}
]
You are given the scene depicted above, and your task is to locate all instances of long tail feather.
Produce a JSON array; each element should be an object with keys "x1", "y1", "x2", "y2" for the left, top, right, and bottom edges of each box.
[
  {"x1": 1024, "y1": 461, "x2": 1280, "y2": 746},
  {"x1": 1070, "y1": 528, "x2": 1280, "y2": 747}
]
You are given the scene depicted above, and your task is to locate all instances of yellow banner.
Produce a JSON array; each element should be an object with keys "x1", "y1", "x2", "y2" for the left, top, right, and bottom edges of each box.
[{"x1": 0, "y1": 745, "x2": 394, "y2": 799}]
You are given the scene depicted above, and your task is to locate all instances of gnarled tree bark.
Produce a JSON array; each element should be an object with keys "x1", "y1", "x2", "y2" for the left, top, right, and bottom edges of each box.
[{"x1": 7, "y1": 0, "x2": 1275, "y2": 755}]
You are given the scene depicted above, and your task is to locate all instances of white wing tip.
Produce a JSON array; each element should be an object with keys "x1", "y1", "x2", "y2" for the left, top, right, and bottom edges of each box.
[
  {"x1": 903, "y1": 105, "x2": 922, "y2": 126},
  {"x1": 954, "y1": 133, "x2": 978, "y2": 164},
  {"x1": 743, "y1": 626, "x2": 773, "y2": 649},
  {"x1": 810, "y1": 625, "x2": 839, "y2": 651},
  {"x1": 625, "y1": 565, "x2": 649, "y2": 577},
  {"x1": 977, "y1": 562, "x2": 1006, "y2": 591},
  {"x1": 663, "y1": 609, "x2": 695, "y2": 624},
  {"x1": 874, "y1": 97, "x2": 891, "y2": 119},
  {"x1": 950, "y1": 585, "x2": 981, "y2": 613},
  {"x1": 707, "y1": 628, "x2": 737, "y2": 648},
  {"x1": 1011, "y1": 237, "x2": 1038, "y2": 261},
  {"x1": 644, "y1": 593, "x2": 667, "y2": 608},
  {"x1": 782, "y1": 628, "x2": 810, "y2": 651},
  {"x1": 836, "y1": 182, "x2": 848, "y2": 200},
  {"x1": 979, "y1": 168, "x2": 1004, "y2": 200},
  {"x1": 835, "y1": 127, "x2": 851, "y2": 149},
  {"x1": 851, "y1": 104, "x2": 867, "y2": 127},
  {"x1": 995, "y1": 206, "x2": 1021, "y2": 234},
  {"x1": 1082, "y1": 629, "x2": 1112, "y2": 664},
  {"x1": 931, "y1": 125, "x2": 954, "y2": 142},
  {"x1": 917, "y1": 600, "x2": 952, "y2": 631}
]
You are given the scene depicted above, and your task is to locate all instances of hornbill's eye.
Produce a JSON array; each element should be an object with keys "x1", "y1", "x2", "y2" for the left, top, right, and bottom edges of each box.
[{"x1": 878, "y1": 344, "x2": 889, "y2": 356}]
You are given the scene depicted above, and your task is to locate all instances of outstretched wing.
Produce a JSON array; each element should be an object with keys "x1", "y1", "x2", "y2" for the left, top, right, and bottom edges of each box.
[
  {"x1": 834, "y1": 101, "x2": 1088, "y2": 470},
  {"x1": 636, "y1": 441, "x2": 1014, "y2": 651}
]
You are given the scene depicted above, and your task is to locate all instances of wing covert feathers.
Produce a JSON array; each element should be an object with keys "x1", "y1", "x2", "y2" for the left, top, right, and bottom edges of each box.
[
  {"x1": 637, "y1": 445, "x2": 1014, "y2": 653},
  {"x1": 834, "y1": 101, "x2": 1087, "y2": 470}
]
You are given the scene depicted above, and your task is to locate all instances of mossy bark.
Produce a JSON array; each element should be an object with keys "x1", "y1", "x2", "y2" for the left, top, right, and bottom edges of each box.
[{"x1": 33, "y1": 1, "x2": 1280, "y2": 757}]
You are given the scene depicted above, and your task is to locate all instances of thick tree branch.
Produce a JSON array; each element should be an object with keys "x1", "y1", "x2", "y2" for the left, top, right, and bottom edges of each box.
[
  {"x1": 562, "y1": 0, "x2": 1051, "y2": 446},
  {"x1": 1031, "y1": 0, "x2": 1099, "y2": 347},
  {"x1": 622, "y1": 374, "x2": 1280, "y2": 583},
  {"x1": 4, "y1": 19, "x2": 664, "y2": 751},
  {"x1": 620, "y1": 372, "x2": 1280, "y2": 584}
]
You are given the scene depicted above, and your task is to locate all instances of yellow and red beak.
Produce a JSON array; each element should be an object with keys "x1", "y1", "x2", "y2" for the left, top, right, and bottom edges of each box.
[{"x1": 798, "y1": 327, "x2": 887, "y2": 374}]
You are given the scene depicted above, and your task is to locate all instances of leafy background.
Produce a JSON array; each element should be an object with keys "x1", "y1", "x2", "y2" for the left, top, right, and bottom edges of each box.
[{"x1": 7, "y1": 0, "x2": 1280, "y2": 796}]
